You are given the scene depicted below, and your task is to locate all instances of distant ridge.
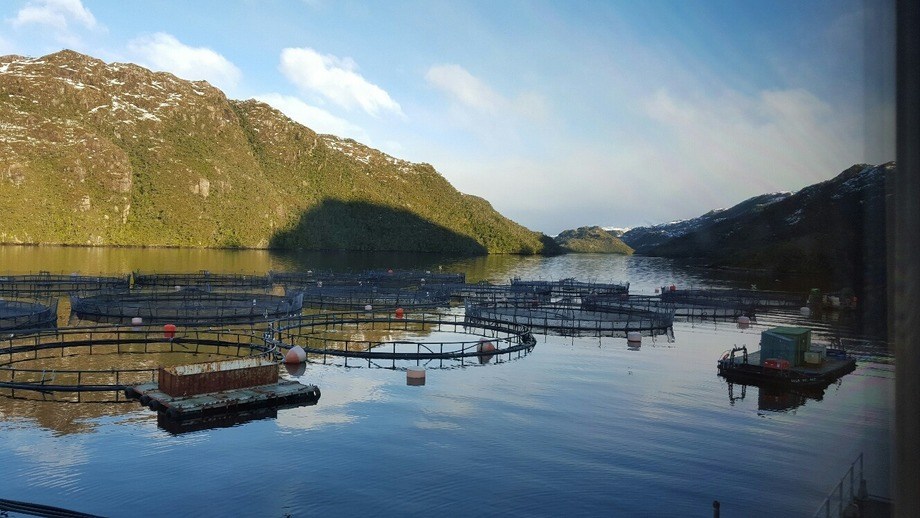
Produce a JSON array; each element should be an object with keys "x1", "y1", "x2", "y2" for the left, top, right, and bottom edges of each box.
[
  {"x1": 620, "y1": 192, "x2": 793, "y2": 254},
  {"x1": 620, "y1": 163, "x2": 891, "y2": 336},
  {"x1": 0, "y1": 50, "x2": 559, "y2": 254},
  {"x1": 554, "y1": 226, "x2": 633, "y2": 254}
]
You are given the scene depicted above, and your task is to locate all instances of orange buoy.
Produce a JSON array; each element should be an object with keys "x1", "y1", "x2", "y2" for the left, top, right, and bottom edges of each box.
[
  {"x1": 395, "y1": 307, "x2": 404, "y2": 318},
  {"x1": 163, "y1": 323, "x2": 177, "y2": 339}
]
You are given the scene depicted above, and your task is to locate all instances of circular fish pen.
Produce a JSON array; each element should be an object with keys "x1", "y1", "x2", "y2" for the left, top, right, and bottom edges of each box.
[
  {"x1": 0, "y1": 272, "x2": 129, "y2": 297},
  {"x1": 511, "y1": 278, "x2": 630, "y2": 301},
  {"x1": 269, "y1": 311, "x2": 536, "y2": 369},
  {"x1": 288, "y1": 285, "x2": 451, "y2": 311},
  {"x1": 660, "y1": 288, "x2": 804, "y2": 310},
  {"x1": 0, "y1": 326, "x2": 278, "y2": 402},
  {"x1": 0, "y1": 297, "x2": 58, "y2": 332},
  {"x1": 274, "y1": 269, "x2": 465, "y2": 289},
  {"x1": 448, "y1": 282, "x2": 552, "y2": 305},
  {"x1": 465, "y1": 300, "x2": 674, "y2": 338},
  {"x1": 583, "y1": 294, "x2": 750, "y2": 321},
  {"x1": 70, "y1": 290, "x2": 305, "y2": 325},
  {"x1": 133, "y1": 271, "x2": 272, "y2": 290}
]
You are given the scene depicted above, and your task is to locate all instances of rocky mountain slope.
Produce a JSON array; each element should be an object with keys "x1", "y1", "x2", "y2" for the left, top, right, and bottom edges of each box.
[
  {"x1": 554, "y1": 226, "x2": 633, "y2": 254},
  {"x1": 621, "y1": 163, "x2": 891, "y2": 333},
  {"x1": 0, "y1": 50, "x2": 557, "y2": 254},
  {"x1": 620, "y1": 192, "x2": 793, "y2": 254}
]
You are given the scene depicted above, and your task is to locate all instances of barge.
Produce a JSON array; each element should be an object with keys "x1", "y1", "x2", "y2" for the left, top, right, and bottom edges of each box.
[{"x1": 717, "y1": 327, "x2": 856, "y2": 388}]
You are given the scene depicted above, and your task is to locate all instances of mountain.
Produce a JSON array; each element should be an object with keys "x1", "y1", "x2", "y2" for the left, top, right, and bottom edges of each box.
[
  {"x1": 0, "y1": 50, "x2": 558, "y2": 255},
  {"x1": 554, "y1": 226, "x2": 633, "y2": 254},
  {"x1": 621, "y1": 163, "x2": 891, "y2": 336},
  {"x1": 620, "y1": 192, "x2": 793, "y2": 254},
  {"x1": 621, "y1": 163, "x2": 889, "y2": 275}
]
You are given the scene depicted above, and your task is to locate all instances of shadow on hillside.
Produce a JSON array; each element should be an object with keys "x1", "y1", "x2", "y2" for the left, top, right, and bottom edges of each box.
[{"x1": 269, "y1": 199, "x2": 487, "y2": 255}]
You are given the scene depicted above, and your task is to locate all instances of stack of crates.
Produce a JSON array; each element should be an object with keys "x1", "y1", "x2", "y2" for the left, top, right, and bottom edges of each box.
[{"x1": 760, "y1": 327, "x2": 812, "y2": 367}]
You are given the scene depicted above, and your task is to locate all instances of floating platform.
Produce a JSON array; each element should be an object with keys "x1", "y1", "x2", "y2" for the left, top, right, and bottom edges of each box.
[
  {"x1": 126, "y1": 380, "x2": 320, "y2": 420},
  {"x1": 717, "y1": 348, "x2": 856, "y2": 388}
]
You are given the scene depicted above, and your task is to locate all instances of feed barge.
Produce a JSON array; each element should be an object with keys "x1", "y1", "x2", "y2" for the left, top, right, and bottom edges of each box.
[{"x1": 717, "y1": 327, "x2": 856, "y2": 388}]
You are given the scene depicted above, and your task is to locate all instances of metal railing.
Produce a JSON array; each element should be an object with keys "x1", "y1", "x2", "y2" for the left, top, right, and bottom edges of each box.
[{"x1": 813, "y1": 452, "x2": 866, "y2": 518}]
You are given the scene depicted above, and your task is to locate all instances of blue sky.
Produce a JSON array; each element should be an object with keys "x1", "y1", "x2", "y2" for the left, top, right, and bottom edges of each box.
[{"x1": 0, "y1": 0, "x2": 895, "y2": 235}]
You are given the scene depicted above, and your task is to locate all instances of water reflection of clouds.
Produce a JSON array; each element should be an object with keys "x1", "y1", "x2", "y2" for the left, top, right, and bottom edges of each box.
[
  {"x1": 412, "y1": 393, "x2": 475, "y2": 431},
  {"x1": 276, "y1": 368, "x2": 388, "y2": 431},
  {"x1": 5, "y1": 428, "x2": 90, "y2": 491}
]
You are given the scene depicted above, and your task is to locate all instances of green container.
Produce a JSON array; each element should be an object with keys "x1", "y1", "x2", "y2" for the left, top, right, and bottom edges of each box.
[{"x1": 760, "y1": 327, "x2": 812, "y2": 367}]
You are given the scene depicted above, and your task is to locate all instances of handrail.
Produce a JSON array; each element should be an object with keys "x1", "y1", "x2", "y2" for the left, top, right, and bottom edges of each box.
[{"x1": 813, "y1": 452, "x2": 866, "y2": 518}]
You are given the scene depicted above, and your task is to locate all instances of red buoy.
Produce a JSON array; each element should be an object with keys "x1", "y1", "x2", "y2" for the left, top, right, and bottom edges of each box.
[
  {"x1": 477, "y1": 338, "x2": 496, "y2": 364},
  {"x1": 163, "y1": 323, "x2": 177, "y2": 339},
  {"x1": 395, "y1": 307, "x2": 405, "y2": 318}
]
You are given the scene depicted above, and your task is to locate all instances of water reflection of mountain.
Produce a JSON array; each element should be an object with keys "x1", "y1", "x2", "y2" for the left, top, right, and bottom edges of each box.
[
  {"x1": 725, "y1": 381, "x2": 833, "y2": 413},
  {"x1": 0, "y1": 395, "x2": 142, "y2": 435}
]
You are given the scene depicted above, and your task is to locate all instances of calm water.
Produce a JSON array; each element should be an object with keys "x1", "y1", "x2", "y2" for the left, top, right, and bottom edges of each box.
[{"x1": 0, "y1": 246, "x2": 893, "y2": 517}]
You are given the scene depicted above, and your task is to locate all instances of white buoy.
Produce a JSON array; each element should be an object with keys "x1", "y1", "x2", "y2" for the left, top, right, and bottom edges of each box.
[
  {"x1": 627, "y1": 331, "x2": 642, "y2": 344},
  {"x1": 364, "y1": 304, "x2": 373, "y2": 311},
  {"x1": 407, "y1": 367, "x2": 426, "y2": 386},
  {"x1": 284, "y1": 345, "x2": 307, "y2": 364},
  {"x1": 800, "y1": 306, "x2": 811, "y2": 316},
  {"x1": 737, "y1": 316, "x2": 751, "y2": 328},
  {"x1": 131, "y1": 317, "x2": 143, "y2": 326}
]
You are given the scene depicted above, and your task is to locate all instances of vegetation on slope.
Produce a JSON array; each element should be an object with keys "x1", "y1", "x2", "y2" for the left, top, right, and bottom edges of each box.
[
  {"x1": 0, "y1": 50, "x2": 555, "y2": 254},
  {"x1": 554, "y1": 226, "x2": 633, "y2": 254}
]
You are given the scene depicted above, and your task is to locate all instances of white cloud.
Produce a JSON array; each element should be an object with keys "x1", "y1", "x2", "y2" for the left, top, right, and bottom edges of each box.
[
  {"x1": 425, "y1": 63, "x2": 548, "y2": 121},
  {"x1": 425, "y1": 64, "x2": 501, "y2": 111},
  {"x1": 9, "y1": 0, "x2": 96, "y2": 31},
  {"x1": 425, "y1": 83, "x2": 867, "y2": 234},
  {"x1": 279, "y1": 47, "x2": 403, "y2": 118},
  {"x1": 127, "y1": 33, "x2": 242, "y2": 93},
  {"x1": 642, "y1": 86, "x2": 861, "y2": 193},
  {"x1": 255, "y1": 93, "x2": 368, "y2": 141}
]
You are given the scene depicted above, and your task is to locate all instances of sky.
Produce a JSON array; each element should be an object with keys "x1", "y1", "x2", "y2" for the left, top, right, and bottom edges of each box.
[{"x1": 0, "y1": 0, "x2": 896, "y2": 235}]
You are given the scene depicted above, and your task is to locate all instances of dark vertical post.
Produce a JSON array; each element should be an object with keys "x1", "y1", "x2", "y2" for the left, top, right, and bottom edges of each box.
[
  {"x1": 894, "y1": 1, "x2": 920, "y2": 516},
  {"x1": 712, "y1": 500, "x2": 720, "y2": 518}
]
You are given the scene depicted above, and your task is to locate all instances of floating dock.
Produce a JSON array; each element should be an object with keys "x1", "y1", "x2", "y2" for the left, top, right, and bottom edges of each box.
[
  {"x1": 717, "y1": 348, "x2": 856, "y2": 388},
  {"x1": 718, "y1": 327, "x2": 856, "y2": 388},
  {"x1": 126, "y1": 380, "x2": 320, "y2": 420},
  {"x1": 125, "y1": 356, "x2": 320, "y2": 420}
]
